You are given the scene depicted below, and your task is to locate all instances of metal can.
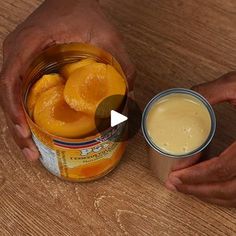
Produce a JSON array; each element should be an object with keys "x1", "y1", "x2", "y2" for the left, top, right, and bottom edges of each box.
[
  {"x1": 21, "y1": 43, "x2": 128, "y2": 182},
  {"x1": 141, "y1": 88, "x2": 216, "y2": 182}
]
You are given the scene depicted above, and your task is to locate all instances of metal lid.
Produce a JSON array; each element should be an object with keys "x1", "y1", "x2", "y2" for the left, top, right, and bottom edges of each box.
[{"x1": 141, "y1": 88, "x2": 216, "y2": 159}]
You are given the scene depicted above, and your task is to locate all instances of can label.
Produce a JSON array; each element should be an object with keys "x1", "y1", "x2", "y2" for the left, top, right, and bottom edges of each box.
[
  {"x1": 33, "y1": 134, "x2": 60, "y2": 176},
  {"x1": 30, "y1": 118, "x2": 126, "y2": 181}
]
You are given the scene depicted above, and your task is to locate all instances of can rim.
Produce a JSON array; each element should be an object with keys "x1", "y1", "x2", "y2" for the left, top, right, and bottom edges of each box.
[{"x1": 141, "y1": 88, "x2": 216, "y2": 159}]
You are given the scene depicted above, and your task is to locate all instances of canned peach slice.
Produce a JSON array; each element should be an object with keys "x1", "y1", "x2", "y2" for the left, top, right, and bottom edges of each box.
[
  {"x1": 27, "y1": 73, "x2": 64, "y2": 117},
  {"x1": 33, "y1": 85, "x2": 97, "y2": 138},
  {"x1": 60, "y1": 58, "x2": 96, "y2": 79},
  {"x1": 64, "y1": 62, "x2": 126, "y2": 118}
]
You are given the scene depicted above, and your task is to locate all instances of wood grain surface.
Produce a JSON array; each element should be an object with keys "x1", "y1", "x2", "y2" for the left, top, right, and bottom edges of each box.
[{"x1": 0, "y1": 0, "x2": 236, "y2": 235}]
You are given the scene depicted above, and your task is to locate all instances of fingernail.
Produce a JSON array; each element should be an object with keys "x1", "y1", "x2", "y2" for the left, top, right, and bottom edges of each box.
[
  {"x1": 15, "y1": 124, "x2": 29, "y2": 138},
  {"x1": 165, "y1": 180, "x2": 177, "y2": 192},
  {"x1": 22, "y1": 148, "x2": 39, "y2": 161},
  {"x1": 169, "y1": 176, "x2": 182, "y2": 186}
]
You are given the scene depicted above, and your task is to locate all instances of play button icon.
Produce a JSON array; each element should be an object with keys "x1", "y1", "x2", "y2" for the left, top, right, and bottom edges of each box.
[
  {"x1": 95, "y1": 94, "x2": 142, "y2": 142},
  {"x1": 111, "y1": 110, "x2": 128, "y2": 127}
]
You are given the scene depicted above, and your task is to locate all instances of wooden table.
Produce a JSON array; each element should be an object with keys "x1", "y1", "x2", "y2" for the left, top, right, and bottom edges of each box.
[{"x1": 0, "y1": 0, "x2": 236, "y2": 235}]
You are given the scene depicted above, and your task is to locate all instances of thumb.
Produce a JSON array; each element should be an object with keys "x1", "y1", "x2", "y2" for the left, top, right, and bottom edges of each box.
[{"x1": 192, "y1": 72, "x2": 236, "y2": 105}]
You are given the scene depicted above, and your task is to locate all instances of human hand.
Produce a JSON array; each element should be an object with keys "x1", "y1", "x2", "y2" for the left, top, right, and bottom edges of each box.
[
  {"x1": 0, "y1": 0, "x2": 134, "y2": 161},
  {"x1": 165, "y1": 72, "x2": 236, "y2": 207}
]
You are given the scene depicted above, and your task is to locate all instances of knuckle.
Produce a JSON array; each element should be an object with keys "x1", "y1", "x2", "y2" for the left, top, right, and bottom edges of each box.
[
  {"x1": 215, "y1": 159, "x2": 231, "y2": 180},
  {"x1": 16, "y1": 25, "x2": 45, "y2": 42}
]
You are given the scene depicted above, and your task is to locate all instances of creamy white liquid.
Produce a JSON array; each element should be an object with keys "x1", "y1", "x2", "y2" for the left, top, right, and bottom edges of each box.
[{"x1": 146, "y1": 93, "x2": 211, "y2": 155}]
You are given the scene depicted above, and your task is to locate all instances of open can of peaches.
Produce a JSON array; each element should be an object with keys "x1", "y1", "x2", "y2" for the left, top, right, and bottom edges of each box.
[{"x1": 21, "y1": 43, "x2": 128, "y2": 182}]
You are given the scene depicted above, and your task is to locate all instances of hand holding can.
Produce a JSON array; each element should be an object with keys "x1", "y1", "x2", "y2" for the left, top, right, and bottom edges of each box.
[
  {"x1": 166, "y1": 73, "x2": 236, "y2": 207},
  {"x1": 0, "y1": 0, "x2": 135, "y2": 161}
]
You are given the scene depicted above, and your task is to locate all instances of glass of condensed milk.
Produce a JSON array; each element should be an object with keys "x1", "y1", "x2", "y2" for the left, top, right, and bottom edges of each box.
[{"x1": 142, "y1": 88, "x2": 216, "y2": 182}]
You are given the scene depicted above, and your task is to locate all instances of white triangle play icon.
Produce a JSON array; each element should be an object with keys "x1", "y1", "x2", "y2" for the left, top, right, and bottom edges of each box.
[{"x1": 111, "y1": 110, "x2": 128, "y2": 127}]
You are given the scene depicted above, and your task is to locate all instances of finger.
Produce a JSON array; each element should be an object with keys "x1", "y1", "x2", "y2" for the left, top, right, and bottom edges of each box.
[
  {"x1": 200, "y1": 197, "x2": 236, "y2": 208},
  {"x1": 167, "y1": 142, "x2": 236, "y2": 185},
  {"x1": 167, "y1": 157, "x2": 234, "y2": 186},
  {"x1": 172, "y1": 178, "x2": 236, "y2": 200},
  {"x1": 6, "y1": 117, "x2": 39, "y2": 161},
  {"x1": 0, "y1": 29, "x2": 47, "y2": 155},
  {"x1": 192, "y1": 72, "x2": 236, "y2": 105},
  {"x1": 0, "y1": 73, "x2": 30, "y2": 134}
]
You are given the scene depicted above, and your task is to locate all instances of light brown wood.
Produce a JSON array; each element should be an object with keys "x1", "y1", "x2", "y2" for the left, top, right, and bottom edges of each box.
[{"x1": 0, "y1": 0, "x2": 236, "y2": 235}]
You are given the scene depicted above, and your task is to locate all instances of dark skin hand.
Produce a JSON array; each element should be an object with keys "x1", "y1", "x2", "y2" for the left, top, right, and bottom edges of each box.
[
  {"x1": 166, "y1": 72, "x2": 236, "y2": 207},
  {"x1": 0, "y1": 0, "x2": 135, "y2": 161}
]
